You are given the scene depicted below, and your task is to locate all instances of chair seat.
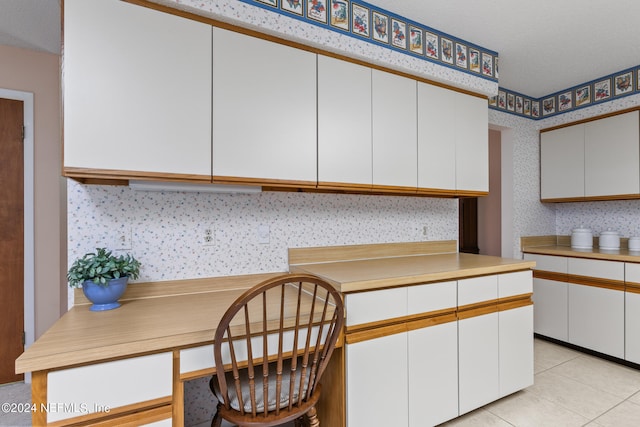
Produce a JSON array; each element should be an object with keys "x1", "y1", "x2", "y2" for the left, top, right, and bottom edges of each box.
[{"x1": 211, "y1": 358, "x2": 311, "y2": 413}]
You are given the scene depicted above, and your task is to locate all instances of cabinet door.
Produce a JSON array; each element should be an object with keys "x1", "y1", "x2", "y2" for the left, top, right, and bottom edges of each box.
[
  {"x1": 417, "y1": 82, "x2": 456, "y2": 192},
  {"x1": 626, "y1": 291, "x2": 640, "y2": 364},
  {"x1": 532, "y1": 278, "x2": 568, "y2": 341},
  {"x1": 585, "y1": 110, "x2": 640, "y2": 197},
  {"x1": 540, "y1": 124, "x2": 585, "y2": 199},
  {"x1": 318, "y1": 55, "x2": 372, "y2": 187},
  {"x1": 64, "y1": 0, "x2": 212, "y2": 178},
  {"x1": 499, "y1": 305, "x2": 534, "y2": 396},
  {"x1": 372, "y1": 70, "x2": 417, "y2": 190},
  {"x1": 524, "y1": 254, "x2": 569, "y2": 340},
  {"x1": 455, "y1": 92, "x2": 488, "y2": 193},
  {"x1": 346, "y1": 333, "x2": 408, "y2": 427},
  {"x1": 458, "y1": 312, "x2": 499, "y2": 415},
  {"x1": 568, "y1": 283, "x2": 624, "y2": 358},
  {"x1": 408, "y1": 321, "x2": 458, "y2": 426},
  {"x1": 212, "y1": 28, "x2": 317, "y2": 184},
  {"x1": 458, "y1": 275, "x2": 499, "y2": 414},
  {"x1": 625, "y1": 263, "x2": 640, "y2": 364}
]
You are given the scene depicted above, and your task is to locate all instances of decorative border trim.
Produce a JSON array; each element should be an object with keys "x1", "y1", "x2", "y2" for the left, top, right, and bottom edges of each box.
[
  {"x1": 491, "y1": 66, "x2": 640, "y2": 120},
  {"x1": 240, "y1": 0, "x2": 499, "y2": 81}
]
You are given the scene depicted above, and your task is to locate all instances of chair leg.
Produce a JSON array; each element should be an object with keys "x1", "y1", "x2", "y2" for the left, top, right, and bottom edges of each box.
[
  {"x1": 306, "y1": 406, "x2": 320, "y2": 427},
  {"x1": 211, "y1": 403, "x2": 223, "y2": 427}
]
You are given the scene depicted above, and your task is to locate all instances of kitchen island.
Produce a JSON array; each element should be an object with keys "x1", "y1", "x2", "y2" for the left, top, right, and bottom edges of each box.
[{"x1": 16, "y1": 241, "x2": 535, "y2": 426}]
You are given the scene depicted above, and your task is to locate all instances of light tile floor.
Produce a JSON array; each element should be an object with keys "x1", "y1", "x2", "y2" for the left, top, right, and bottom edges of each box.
[{"x1": 441, "y1": 338, "x2": 640, "y2": 427}]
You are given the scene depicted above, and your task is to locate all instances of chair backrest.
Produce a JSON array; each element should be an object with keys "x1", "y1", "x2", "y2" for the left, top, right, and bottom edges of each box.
[{"x1": 213, "y1": 273, "x2": 344, "y2": 418}]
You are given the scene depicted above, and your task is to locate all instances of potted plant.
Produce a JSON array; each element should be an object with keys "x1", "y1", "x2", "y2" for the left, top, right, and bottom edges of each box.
[{"x1": 67, "y1": 248, "x2": 141, "y2": 311}]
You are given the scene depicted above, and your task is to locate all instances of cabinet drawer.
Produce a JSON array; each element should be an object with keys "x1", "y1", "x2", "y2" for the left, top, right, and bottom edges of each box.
[
  {"x1": 568, "y1": 258, "x2": 624, "y2": 281},
  {"x1": 47, "y1": 352, "x2": 172, "y2": 422},
  {"x1": 458, "y1": 275, "x2": 498, "y2": 306},
  {"x1": 345, "y1": 287, "x2": 407, "y2": 326},
  {"x1": 626, "y1": 263, "x2": 640, "y2": 284},
  {"x1": 407, "y1": 281, "x2": 456, "y2": 315},
  {"x1": 180, "y1": 345, "x2": 212, "y2": 374},
  {"x1": 498, "y1": 271, "x2": 533, "y2": 298},
  {"x1": 524, "y1": 253, "x2": 567, "y2": 273}
]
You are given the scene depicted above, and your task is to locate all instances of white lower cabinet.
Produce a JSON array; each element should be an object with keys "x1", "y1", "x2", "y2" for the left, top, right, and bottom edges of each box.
[
  {"x1": 625, "y1": 263, "x2": 640, "y2": 364},
  {"x1": 458, "y1": 312, "x2": 500, "y2": 415},
  {"x1": 346, "y1": 332, "x2": 409, "y2": 427},
  {"x1": 626, "y1": 291, "x2": 640, "y2": 364},
  {"x1": 499, "y1": 305, "x2": 534, "y2": 396},
  {"x1": 408, "y1": 321, "x2": 459, "y2": 426},
  {"x1": 567, "y1": 258, "x2": 624, "y2": 358},
  {"x1": 47, "y1": 352, "x2": 172, "y2": 423},
  {"x1": 498, "y1": 271, "x2": 534, "y2": 396},
  {"x1": 532, "y1": 278, "x2": 568, "y2": 341},
  {"x1": 345, "y1": 273, "x2": 532, "y2": 426},
  {"x1": 458, "y1": 275, "x2": 499, "y2": 415},
  {"x1": 568, "y1": 283, "x2": 624, "y2": 358},
  {"x1": 524, "y1": 253, "x2": 569, "y2": 341}
]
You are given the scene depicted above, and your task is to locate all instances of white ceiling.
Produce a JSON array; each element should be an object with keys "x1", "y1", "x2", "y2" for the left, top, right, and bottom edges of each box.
[{"x1": 2, "y1": 0, "x2": 639, "y2": 99}]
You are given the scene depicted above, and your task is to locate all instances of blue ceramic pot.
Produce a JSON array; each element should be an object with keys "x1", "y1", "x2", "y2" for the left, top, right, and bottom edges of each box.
[{"x1": 82, "y1": 277, "x2": 128, "y2": 311}]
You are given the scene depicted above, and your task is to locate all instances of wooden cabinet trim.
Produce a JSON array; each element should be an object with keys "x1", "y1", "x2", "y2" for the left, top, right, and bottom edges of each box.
[
  {"x1": 457, "y1": 300, "x2": 499, "y2": 320},
  {"x1": 497, "y1": 293, "x2": 533, "y2": 312},
  {"x1": 46, "y1": 396, "x2": 172, "y2": 427},
  {"x1": 533, "y1": 270, "x2": 568, "y2": 282},
  {"x1": 345, "y1": 307, "x2": 457, "y2": 335},
  {"x1": 627, "y1": 282, "x2": 640, "y2": 294},
  {"x1": 567, "y1": 274, "x2": 625, "y2": 292},
  {"x1": 534, "y1": 269, "x2": 625, "y2": 292},
  {"x1": 213, "y1": 175, "x2": 317, "y2": 189},
  {"x1": 64, "y1": 167, "x2": 212, "y2": 184},
  {"x1": 540, "y1": 106, "x2": 640, "y2": 133}
]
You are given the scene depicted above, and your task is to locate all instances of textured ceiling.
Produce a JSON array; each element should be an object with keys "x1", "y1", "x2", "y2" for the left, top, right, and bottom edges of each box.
[
  {"x1": 2, "y1": 0, "x2": 639, "y2": 99},
  {"x1": 0, "y1": 0, "x2": 61, "y2": 55}
]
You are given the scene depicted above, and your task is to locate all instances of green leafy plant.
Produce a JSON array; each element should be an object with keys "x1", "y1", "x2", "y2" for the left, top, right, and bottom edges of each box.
[{"x1": 67, "y1": 248, "x2": 141, "y2": 288}]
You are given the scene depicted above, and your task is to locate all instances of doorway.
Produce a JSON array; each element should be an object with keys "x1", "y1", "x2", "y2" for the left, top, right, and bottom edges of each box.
[
  {"x1": 459, "y1": 128, "x2": 512, "y2": 258},
  {"x1": 0, "y1": 97, "x2": 24, "y2": 383}
]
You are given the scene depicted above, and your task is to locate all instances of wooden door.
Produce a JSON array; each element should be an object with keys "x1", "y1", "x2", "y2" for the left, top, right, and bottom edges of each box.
[{"x1": 0, "y1": 98, "x2": 24, "y2": 383}]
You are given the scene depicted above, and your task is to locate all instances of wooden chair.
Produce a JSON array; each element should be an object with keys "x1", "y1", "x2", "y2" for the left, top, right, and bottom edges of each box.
[{"x1": 210, "y1": 273, "x2": 344, "y2": 427}]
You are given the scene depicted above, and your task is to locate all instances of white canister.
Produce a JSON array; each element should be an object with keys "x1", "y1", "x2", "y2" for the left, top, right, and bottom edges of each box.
[
  {"x1": 599, "y1": 230, "x2": 620, "y2": 250},
  {"x1": 629, "y1": 236, "x2": 640, "y2": 252},
  {"x1": 571, "y1": 228, "x2": 593, "y2": 249}
]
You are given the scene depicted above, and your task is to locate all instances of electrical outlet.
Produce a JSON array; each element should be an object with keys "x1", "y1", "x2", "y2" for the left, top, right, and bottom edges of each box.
[
  {"x1": 258, "y1": 224, "x2": 270, "y2": 244},
  {"x1": 202, "y1": 227, "x2": 215, "y2": 246},
  {"x1": 113, "y1": 227, "x2": 132, "y2": 250}
]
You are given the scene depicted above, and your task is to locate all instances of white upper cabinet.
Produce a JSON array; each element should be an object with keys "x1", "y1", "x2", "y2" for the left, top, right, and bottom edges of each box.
[
  {"x1": 584, "y1": 110, "x2": 640, "y2": 197},
  {"x1": 540, "y1": 124, "x2": 585, "y2": 200},
  {"x1": 540, "y1": 109, "x2": 640, "y2": 201},
  {"x1": 372, "y1": 69, "x2": 418, "y2": 190},
  {"x1": 417, "y1": 83, "x2": 488, "y2": 194},
  {"x1": 455, "y1": 92, "x2": 489, "y2": 193},
  {"x1": 212, "y1": 28, "x2": 317, "y2": 185},
  {"x1": 64, "y1": 0, "x2": 212, "y2": 178},
  {"x1": 417, "y1": 82, "x2": 456, "y2": 192},
  {"x1": 317, "y1": 55, "x2": 372, "y2": 188}
]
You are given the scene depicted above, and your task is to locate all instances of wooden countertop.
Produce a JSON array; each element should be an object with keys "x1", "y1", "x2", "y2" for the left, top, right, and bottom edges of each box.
[
  {"x1": 16, "y1": 272, "x2": 282, "y2": 374},
  {"x1": 522, "y1": 245, "x2": 640, "y2": 263},
  {"x1": 16, "y1": 242, "x2": 535, "y2": 374},
  {"x1": 291, "y1": 252, "x2": 535, "y2": 293}
]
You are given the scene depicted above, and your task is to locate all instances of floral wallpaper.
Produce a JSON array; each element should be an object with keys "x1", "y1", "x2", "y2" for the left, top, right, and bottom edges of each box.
[{"x1": 67, "y1": 181, "x2": 458, "y2": 306}]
